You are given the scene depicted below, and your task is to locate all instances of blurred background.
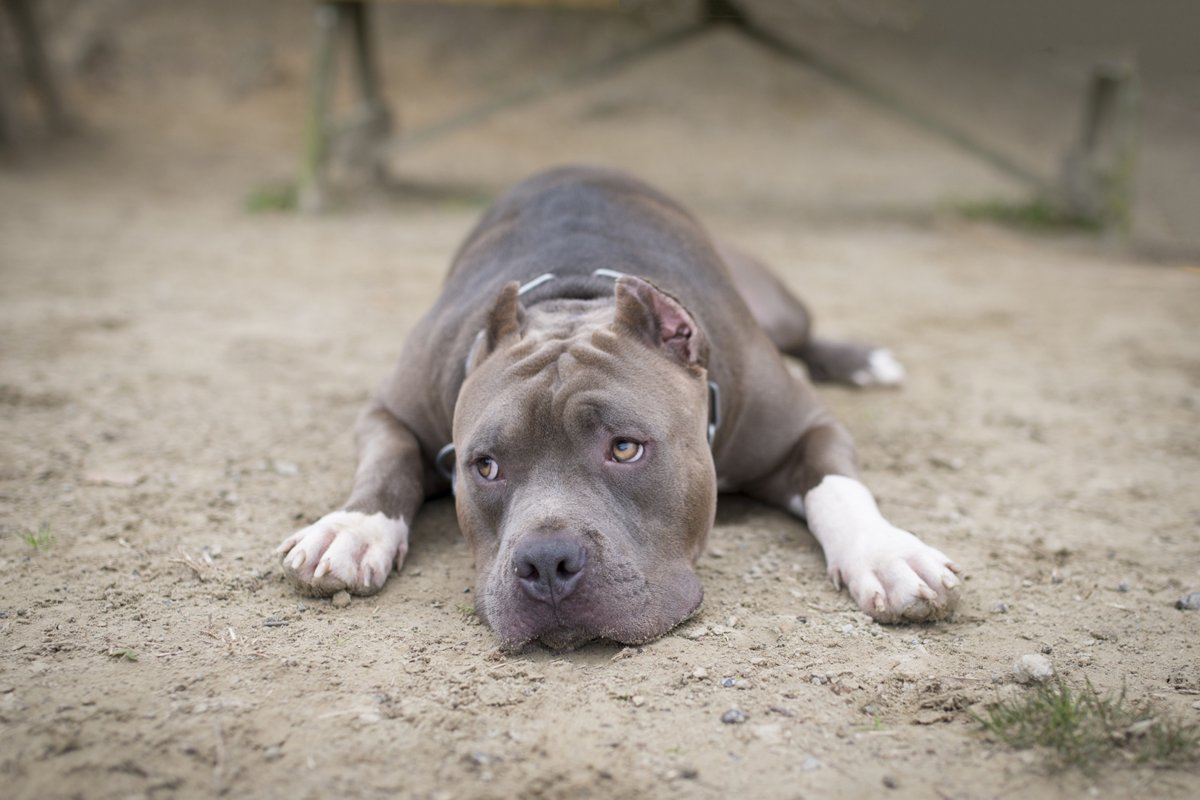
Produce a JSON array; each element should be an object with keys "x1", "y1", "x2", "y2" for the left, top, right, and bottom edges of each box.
[{"x1": 1, "y1": 0, "x2": 1197, "y2": 254}]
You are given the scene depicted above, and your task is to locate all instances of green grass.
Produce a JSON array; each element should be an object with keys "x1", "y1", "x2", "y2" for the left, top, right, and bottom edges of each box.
[
  {"x1": 106, "y1": 647, "x2": 138, "y2": 662},
  {"x1": 976, "y1": 678, "x2": 1200, "y2": 772},
  {"x1": 21, "y1": 524, "x2": 53, "y2": 551},
  {"x1": 245, "y1": 182, "x2": 298, "y2": 213},
  {"x1": 955, "y1": 198, "x2": 1104, "y2": 233}
]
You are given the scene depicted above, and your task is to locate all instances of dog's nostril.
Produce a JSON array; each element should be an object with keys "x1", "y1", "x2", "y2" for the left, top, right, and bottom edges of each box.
[{"x1": 512, "y1": 535, "x2": 588, "y2": 604}]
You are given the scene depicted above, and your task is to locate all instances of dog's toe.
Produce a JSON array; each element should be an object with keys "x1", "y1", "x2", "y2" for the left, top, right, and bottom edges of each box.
[
  {"x1": 835, "y1": 529, "x2": 961, "y2": 623},
  {"x1": 849, "y1": 349, "x2": 906, "y2": 388},
  {"x1": 278, "y1": 511, "x2": 409, "y2": 597}
]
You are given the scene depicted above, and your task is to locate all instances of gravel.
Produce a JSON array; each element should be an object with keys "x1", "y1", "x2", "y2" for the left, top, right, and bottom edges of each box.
[
  {"x1": 1175, "y1": 591, "x2": 1200, "y2": 610},
  {"x1": 1012, "y1": 653, "x2": 1055, "y2": 684}
]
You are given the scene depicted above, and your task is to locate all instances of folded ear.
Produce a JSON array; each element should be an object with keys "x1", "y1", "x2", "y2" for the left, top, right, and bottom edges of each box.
[
  {"x1": 613, "y1": 276, "x2": 707, "y2": 368},
  {"x1": 466, "y1": 281, "x2": 525, "y2": 373}
]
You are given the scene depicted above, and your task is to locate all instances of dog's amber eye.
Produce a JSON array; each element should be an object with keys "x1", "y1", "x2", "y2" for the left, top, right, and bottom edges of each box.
[
  {"x1": 475, "y1": 457, "x2": 501, "y2": 481},
  {"x1": 610, "y1": 439, "x2": 644, "y2": 463}
]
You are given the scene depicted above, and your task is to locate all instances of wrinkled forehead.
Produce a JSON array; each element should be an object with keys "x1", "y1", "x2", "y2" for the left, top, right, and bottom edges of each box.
[{"x1": 455, "y1": 327, "x2": 697, "y2": 446}]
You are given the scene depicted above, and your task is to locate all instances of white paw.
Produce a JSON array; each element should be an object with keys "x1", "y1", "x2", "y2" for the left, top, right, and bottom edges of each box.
[
  {"x1": 827, "y1": 523, "x2": 961, "y2": 623},
  {"x1": 804, "y1": 475, "x2": 960, "y2": 623},
  {"x1": 276, "y1": 511, "x2": 409, "y2": 597},
  {"x1": 850, "y1": 348, "x2": 906, "y2": 387}
]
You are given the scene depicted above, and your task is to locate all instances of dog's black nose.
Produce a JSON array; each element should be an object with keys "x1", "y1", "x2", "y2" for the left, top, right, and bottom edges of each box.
[{"x1": 513, "y1": 535, "x2": 587, "y2": 604}]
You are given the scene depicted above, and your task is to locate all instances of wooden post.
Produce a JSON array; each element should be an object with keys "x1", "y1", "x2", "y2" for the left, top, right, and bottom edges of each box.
[
  {"x1": 1060, "y1": 61, "x2": 1139, "y2": 231},
  {"x1": 298, "y1": 2, "x2": 341, "y2": 212},
  {"x1": 3, "y1": 0, "x2": 70, "y2": 133}
]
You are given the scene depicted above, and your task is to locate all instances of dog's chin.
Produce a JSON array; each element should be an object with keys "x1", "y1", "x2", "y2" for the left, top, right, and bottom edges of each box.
[{"x1": 488, "y1": 585, "x2": 705, "y2": 653}]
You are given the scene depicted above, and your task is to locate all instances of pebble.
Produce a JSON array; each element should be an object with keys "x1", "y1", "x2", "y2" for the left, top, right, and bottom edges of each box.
[
  {"x1": 332, "y1": 591, "x2": 352, "y2": 609},
  {"x1": 271, "y1": 460, "x2": 299, "y2": 476},
  {"x1": 691, "y1": 667, "x2": 708, "y2": 679},
  {"x1": 631, "y1": 695, "x2": 645, "y2": 707},
  {"x1": 1117, "y1": 581, "x2": 1129, "y2": 593},
  {"x1": 721, "y1": 708, "x2": 748, "y2": 724},
  {"x1": 883, "y1": 775, "x2": 899, "y2": 789},
  {"x1": 800, "y1": 756, "x2": 821, "y2": 772},
  {"x1": 1013, "y1": 653, "x2": 1055, "y2": 684},
  {"x1": 1175, "y1": 591, "x2": 1200, "y2": 611},
  {"x1": 991, "y1": 601, "x2": 1010, "y2": 614},
  {"x1": 721, "y1": 677, "x2": 736, "y2": 688}
]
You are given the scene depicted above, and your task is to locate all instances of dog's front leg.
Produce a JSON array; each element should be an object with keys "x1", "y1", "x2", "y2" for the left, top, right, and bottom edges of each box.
[
  {"x1": 277, "y1": 399, "x2": 428, "y2": 596},
  {"x1": 750, "y1": 416, "x2": 962, "y2": 622}
]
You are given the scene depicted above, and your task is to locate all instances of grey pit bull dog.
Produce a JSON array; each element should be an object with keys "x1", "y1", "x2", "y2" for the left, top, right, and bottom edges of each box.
[{"x1": 278, "y1": 166, "x2": 961, "y2": 650}]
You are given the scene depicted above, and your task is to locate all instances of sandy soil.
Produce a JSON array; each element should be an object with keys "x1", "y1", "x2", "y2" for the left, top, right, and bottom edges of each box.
[{"x1": 2, "y1": 3, "x2": 1198, "y2": 798}]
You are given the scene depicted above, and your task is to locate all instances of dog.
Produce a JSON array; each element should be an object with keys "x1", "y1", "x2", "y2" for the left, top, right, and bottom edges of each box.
[{"x1": 277, "y1": 166, "x2": 961, "y2": 650}]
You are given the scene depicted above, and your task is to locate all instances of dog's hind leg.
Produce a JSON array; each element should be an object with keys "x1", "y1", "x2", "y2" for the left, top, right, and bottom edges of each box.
[{"x1": 719, "y1": 241, "x2": 905, "y2": 387}]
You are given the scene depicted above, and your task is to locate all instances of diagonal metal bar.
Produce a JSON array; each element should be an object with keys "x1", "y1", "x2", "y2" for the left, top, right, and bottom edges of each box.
[
  {"x1": 733, "y1": 18, "x2": 1048, "y2": 191},
  {"x1": 392, "y1": 21, "x2": 708, "y2": 152}
]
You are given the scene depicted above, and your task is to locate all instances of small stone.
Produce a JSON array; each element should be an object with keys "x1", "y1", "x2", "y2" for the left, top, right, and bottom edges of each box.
[
  {"x1": 691, "y1": 667, "x2": 708, "y2": 679},
  {"x1": 1117, "y1": 581, "x2": 1130, "y2": 593},
  {"x1": 800, "y1": 756, "x2": 821, "y2": 772},
  {"x1": 840, "y1": 623, "x2": 854, "y2": 634},
  {"x1": 883, "y1": 775, "x2": 899, "y2": 789},
  {"x1": 29, "y1": 661, "x2": 49, "y2": 675},
  {"x1": 271, "y1": 460, "x2": 299, "y2": 476},
  {"x1": 1175, "y1": 591, "x2": 1200, "y2": 610},
  {"x1": 631, "y1": 695, "x2": 645, "y2": 707},
  {"x1": 721, "y1": 708, "x2": 748, "y2": 724},
  {"x1": 331, "y1": 591, "x2": 351, "y2": 609},
  {"x1": 1013, "y1": 653, "x2": 1055, "y2": 684},
  {"x1": 991, "y1": 601, "x2": 1009, "y2": 614},
  {"x1": 721, "y1": 677, "x2": 736, "y2": 688}
]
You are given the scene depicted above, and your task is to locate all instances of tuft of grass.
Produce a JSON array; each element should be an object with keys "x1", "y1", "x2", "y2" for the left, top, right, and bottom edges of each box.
[
  {"x1": 955, "y1": 198, "x2": 1104, "y2": 233},
  {"x1": 975, "y1": 678, "x2": 1200, "y2": 772},
  {"x1": 106, "y1": 647, "x2": 139, "y2": 662},
  {"x1": 245, "y1": 182, "x2": 298, "y2": 213},
  {"x1": 21, "y1": 524, "x2": 54, "y2": 551}
]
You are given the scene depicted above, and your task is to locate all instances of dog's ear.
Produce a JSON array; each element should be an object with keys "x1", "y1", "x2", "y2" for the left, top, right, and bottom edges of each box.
[
  {"x1": 613, "y1": 276, "x2": 707, "y2": 368},
  {"x1": 466, "y1": 281, "x2": 525, "y2": 373}
]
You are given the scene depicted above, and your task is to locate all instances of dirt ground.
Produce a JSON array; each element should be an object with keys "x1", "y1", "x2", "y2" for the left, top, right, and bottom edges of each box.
[{"x1": 2, "y1": 2, "x2": 1198, "y2": 798}]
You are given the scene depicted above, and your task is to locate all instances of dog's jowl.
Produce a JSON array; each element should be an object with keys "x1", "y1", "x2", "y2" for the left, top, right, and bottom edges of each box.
[{"x1": 277, "y1": 166, "x2": 961, "y2": 649}]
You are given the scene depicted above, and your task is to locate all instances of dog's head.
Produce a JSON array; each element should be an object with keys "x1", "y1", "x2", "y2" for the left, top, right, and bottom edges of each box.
[{"x1": 451, "y1": 276, "x2": 716, "y2": 650}]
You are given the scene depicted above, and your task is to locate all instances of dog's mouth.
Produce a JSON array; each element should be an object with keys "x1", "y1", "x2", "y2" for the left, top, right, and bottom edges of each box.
[{"x1": 478, "y1": 566, "x2": 705, "y2": 653}]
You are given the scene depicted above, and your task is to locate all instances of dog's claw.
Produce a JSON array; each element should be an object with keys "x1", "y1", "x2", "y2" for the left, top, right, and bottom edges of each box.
[{"x1": 278, "y1": 511, "x2": 409, "y2": 598}]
